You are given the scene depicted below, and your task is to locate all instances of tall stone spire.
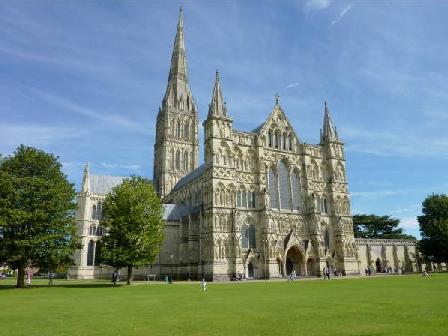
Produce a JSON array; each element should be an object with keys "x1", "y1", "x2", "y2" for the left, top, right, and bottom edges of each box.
[
  {"x1": 162, "y1": 6, "x2": 195, "y2": 113},
  {"x1": 154, "y1": 7, "x2": 199, "y2": 198},
  {"x1": 168, "y1": 6, "x2": 187, "y2": 83},
  {"x1": 81, "y1": 164, "x2": 90, "y2": 193},
  {"x1": 208, "y1": 70, "x2": 227, "y2": 117},
  {"x1": 320, "y1": 101, "x2": 339, "y2": 143}
]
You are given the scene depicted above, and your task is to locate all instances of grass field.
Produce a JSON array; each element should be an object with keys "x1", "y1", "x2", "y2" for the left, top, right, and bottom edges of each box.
[{"x1": 1, "y1": 274, "x2": 447, "y2": 336}]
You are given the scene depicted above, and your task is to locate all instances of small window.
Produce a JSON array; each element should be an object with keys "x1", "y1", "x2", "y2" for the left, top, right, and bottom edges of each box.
[{"x1": 89, "y1": 224, "x2": 96, "y2": 236}]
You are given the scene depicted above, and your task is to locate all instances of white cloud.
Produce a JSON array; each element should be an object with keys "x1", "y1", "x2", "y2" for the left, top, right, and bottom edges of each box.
[
  {"x1": 305, "y1": 0, "x2": 332, "y2": 11},
  {"x1": 399, "y1": 216, "x2": 419, "y2": 230},
  {"x1": 331, "y1": 5, "x2": 352, "y2": 25}
]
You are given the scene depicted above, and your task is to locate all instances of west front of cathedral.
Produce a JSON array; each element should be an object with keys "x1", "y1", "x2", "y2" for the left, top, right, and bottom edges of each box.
[{"x1": 69, "y1": 9, "x2": 417, "y2": 281}]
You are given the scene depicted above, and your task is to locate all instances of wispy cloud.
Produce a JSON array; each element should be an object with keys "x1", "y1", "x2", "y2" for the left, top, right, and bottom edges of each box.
[
  {"x1": 284, "y1": 82, "x2": 300, "y2": 90},
  {"x1": 342, "y1": 126, "x2": 448, "y2": 158},
  {"x1": 331, "y1": 5, "x2": 352, "y2": 25},
  {"x1": 351, "y1": 190, "x2": 406, "y2": 198},
  {"x1": 0, "y1": 123, "x2": 88, "y2": 150},
  {"x1": 305, "y1": 0, "x2": 332, "y2": 11},
  {"x1": 28, "y1": 87, "x2": 148, "y2": 133},
  {"x1": 100, "y1": 163, "x2": 141, "y2": 170},
  {"x1": 351, "y1": 183, "x2": 448, "y2": 199}
]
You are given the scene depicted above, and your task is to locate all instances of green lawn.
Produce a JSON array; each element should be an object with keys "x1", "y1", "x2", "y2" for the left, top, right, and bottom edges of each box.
[{"x1": 1, "y1": 274, "x2": 447, "y2": 336}]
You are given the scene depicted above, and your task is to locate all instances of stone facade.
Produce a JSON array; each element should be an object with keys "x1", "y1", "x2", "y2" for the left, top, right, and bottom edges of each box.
[{"x1": 69, "y1": 8, "x2": 417, "y2": 281}]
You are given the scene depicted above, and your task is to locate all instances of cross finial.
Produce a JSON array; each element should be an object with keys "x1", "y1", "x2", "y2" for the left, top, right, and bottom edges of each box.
[{"x1": 275, "y1": 93, "x2": 280, "y2": 104}]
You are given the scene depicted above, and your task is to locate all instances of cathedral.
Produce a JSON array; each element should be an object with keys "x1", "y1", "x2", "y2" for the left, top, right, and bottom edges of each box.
[{"x1": 69, "y1": 8, "x2": 417, "y2": 281}]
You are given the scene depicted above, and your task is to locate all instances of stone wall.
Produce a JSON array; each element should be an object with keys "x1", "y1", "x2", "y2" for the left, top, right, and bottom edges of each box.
[{"x1": 355, "y1": 238, "x2": 417, "y2": 274}]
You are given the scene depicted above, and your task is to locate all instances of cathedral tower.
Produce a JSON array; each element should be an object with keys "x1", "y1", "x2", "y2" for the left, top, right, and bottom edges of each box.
[
  {"x1": 320, "y1": 102, "x2": 358, "y2": 274},
  {"x1": 153, "y1": 7, "x2": 199, "y2": 197}
]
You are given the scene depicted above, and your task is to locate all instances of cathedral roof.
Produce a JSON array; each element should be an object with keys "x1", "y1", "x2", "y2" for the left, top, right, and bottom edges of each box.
[
  {"x1": 89, "y1": 175, "x2": 128, "y2": 195},
  {"x1": 171, "y1": 163, "x2": 205, "y2": 192},
  {"x1": 251, "y1": 122, "x2": 265, "y2": 134},
  {"x1": 163, "y1": 203, "x2": 200, "y2": 221}
]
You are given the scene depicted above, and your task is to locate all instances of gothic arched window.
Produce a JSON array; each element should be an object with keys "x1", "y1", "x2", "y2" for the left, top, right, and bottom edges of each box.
[
  {"x1": 249, "y1": 225, "x2": 256, "y2": 248},
  {"x1": 324, "y1": 229, "x2": 331, "y2": 250},
  {"x1": 92, "y1": 205, "x2": 97, "y2": 220},
  {"x1": 275, "y1": 131, "x2": 280, "y2": 149},
  {"x1": 176, "y1": 150, "x2": 181, "y2": 170},
  {"x1": 278, "y1": 160, "x2": 292, "y2": 210},
  {"x1": 322, "y1": 197, "x2": 328, "y2": 214},
  {"x1": 291, "y1": 169, "x2": 301, "y2": 210},
  {"x1": 242, "y1": 190, "x2": 247, "y2": 208},
  {"x1": 97, "y1": 202, "x2": 102, "y2": 220},
  {"x1": 268, "y1": 130, "x2": 273, "y2": 147},
  {"x1": 184, "y1": 123, "x2": 189, "y2": 139},
  {"x1": 250, "y1": 191, "x2": 256, "y2": 208},
  {"x1": 242, "y1": 225, "x2": 249, "y2": 249},
  {"x1": 283, "y1": 133, "x2": 287, "y2": 150},
  {"x1": 94, "y1": 241, "x2": 101, "y2": 266},
  {"x1": 268, "y1": 167, "x2": 278, "y2": 209},
  {"x1": 87, "y1": 240, "x2": 94, "y2": 266},
  {"x1": 184, "y1": 151, "x2": 189, "y2": 171},
  {"x1": 176, "y1": 121, "x2": 181, "y2": 139}
]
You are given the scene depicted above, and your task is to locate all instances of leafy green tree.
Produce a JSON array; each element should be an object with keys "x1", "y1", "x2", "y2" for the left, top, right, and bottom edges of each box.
[
  {"x1": 0, "y1": 145, "x2": 78, "y2": 288},
  {"x1": 100, "y1": 176, "x2": 164, "y2": 285},
  {"x1": 418, "y1": 194, "x2": 448, "y2": 262},
  {"x1": 353, "y1": 214, "x2": 415, "y2": 239}
]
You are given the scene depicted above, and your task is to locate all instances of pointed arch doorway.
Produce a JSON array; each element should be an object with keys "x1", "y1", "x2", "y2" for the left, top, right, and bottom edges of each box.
[{"x1": 285, "y1": 245, "x2": 305, "y2": 276}]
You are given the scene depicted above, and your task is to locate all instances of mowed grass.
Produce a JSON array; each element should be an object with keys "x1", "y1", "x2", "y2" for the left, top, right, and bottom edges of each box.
[{"x1": 1, "y1": 274, "x2": 448, "y2": 336}]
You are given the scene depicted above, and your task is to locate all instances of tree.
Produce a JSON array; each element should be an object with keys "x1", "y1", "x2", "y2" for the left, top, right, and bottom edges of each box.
[
  {"x1": 0, "y1": 145, "x2": 78, "y2": 288},
  {"x1": 100, "y1": 176, "x2": 164, "y2": 285},
  {"x1": 353, "y1": 214, "x2": 415, "y2": 239},
  {"x1": 418, "y1": 194, "x2": 448, "y2": 262}
]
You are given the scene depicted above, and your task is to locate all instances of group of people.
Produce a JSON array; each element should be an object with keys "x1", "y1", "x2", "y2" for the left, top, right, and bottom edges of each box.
[
  {"x1": 364, "y1": 266, "x2": 405, "y2": 276},
  {"x1": 232, "y1": 273, "x2": 245, "y2": 281},
  {"x1": 322, "y1": 267, "x2": 345, "y2": 279},
  {"x1": 288, "y1": 270, "x2": 297, "y2": 281}
]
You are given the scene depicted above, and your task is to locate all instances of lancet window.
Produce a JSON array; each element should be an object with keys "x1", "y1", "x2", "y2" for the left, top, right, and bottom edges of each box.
[{"x1": 87, "y1": 240, "x2": 94, "y2": 266}]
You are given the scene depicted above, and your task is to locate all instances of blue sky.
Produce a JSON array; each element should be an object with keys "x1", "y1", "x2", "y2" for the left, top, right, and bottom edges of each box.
[{"x1": 1, "y1": 0, "x2": 447, "y2": 237}]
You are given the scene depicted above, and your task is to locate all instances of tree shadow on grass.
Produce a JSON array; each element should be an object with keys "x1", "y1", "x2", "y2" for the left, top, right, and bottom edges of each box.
[{"x1": 0, "y1": 282, "x2": 123, "y2": 290}]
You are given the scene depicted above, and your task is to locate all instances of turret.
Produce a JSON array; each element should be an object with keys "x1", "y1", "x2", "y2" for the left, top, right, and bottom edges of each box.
[
  {"x1": 81, "y1": 164, "x2": 90, "y2": 194},
  {"x1": 320, "y1": 102, "x2": 339, "y2": 143},
  {"x1": 203, "y1": 71, "x2": 233, "y2": 166}
]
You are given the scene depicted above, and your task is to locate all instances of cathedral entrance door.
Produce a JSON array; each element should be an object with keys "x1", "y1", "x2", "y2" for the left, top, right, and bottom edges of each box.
[
  {"x1": 248, "y1": 262, "x2": 255, "y2": 278},
  {"x1": 285, "y1": 245, "x2": 305, "y2": 276}
]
